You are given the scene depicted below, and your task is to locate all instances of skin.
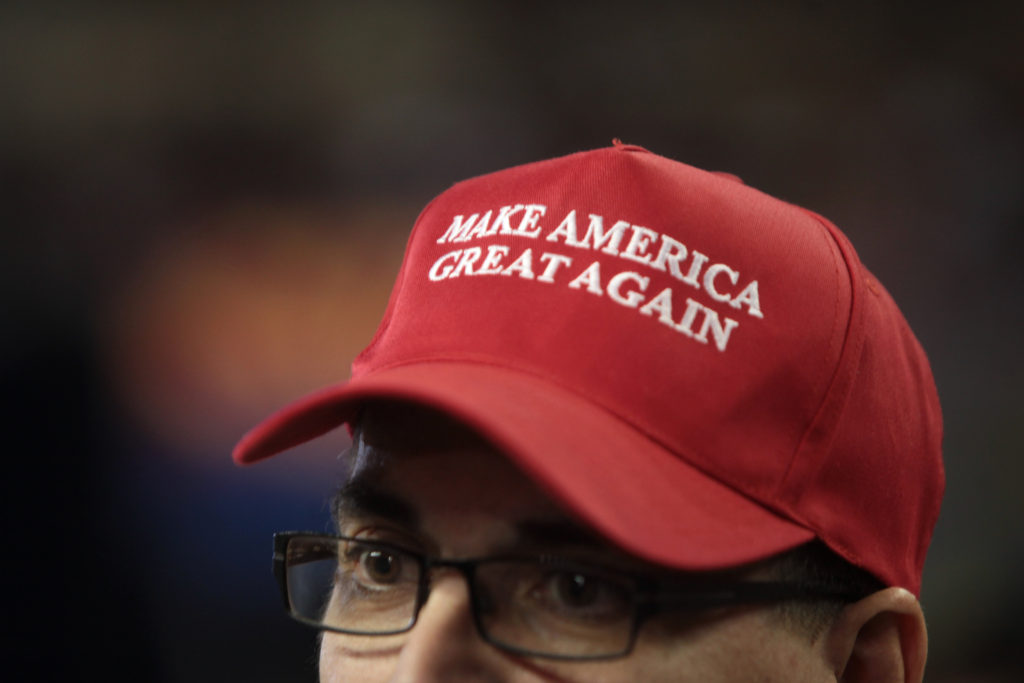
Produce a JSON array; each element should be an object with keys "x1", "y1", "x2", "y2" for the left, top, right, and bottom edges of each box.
[{"x1": 318, "y1": 404, "x2": 927, "y2": 682}]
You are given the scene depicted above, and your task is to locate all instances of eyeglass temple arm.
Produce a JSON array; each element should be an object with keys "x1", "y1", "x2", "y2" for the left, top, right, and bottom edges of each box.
[{"x1": 638, "y1": 581, "x2": 865, "y2": 611}]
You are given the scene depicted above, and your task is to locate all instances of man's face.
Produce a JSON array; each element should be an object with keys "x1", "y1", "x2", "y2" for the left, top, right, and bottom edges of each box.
[{"x1": 319, "y1": 407, "x2": 835, "y2": 682}]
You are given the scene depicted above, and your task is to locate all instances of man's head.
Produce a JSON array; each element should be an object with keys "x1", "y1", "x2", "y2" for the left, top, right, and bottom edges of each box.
[{"x1": 237, "y1": 144, "x2": 943, "y2": 681}]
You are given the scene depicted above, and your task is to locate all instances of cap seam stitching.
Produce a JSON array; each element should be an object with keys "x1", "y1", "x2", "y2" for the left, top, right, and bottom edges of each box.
[
  {"x1": 777, "y1": 209, "x2": 853, "y2": 490},
  {"x1": 774, "y1": 210, "x2": 880, "y2": 584}
]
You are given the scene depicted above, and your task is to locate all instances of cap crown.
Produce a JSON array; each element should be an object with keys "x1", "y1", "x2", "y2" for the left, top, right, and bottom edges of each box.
[{"x1": 352, "y1": 144, "x2": 944, "y2": 592}]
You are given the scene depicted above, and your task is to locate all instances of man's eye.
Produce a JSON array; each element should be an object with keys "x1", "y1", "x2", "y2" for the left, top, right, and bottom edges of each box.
[
  {"x1": 340, "y1": 542, "x2": 414, "y2": 589},
  {"x1": 530, "y1": 570, "x2": 631, "y2": 620},
  {"x1": 553, "y1": 572, "x2": 600, "y2": 607},
  {"x1": 359, "y1": 549, "x2": 402, "y2": 584}
]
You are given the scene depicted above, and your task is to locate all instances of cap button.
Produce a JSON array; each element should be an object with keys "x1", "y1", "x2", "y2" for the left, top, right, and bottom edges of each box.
[
  {"x1": 711, "y1": 171, "x2": 745, "y2": 184},
  {"x1": 611, "y1": 138, "x2": 649, "y2": 153}
]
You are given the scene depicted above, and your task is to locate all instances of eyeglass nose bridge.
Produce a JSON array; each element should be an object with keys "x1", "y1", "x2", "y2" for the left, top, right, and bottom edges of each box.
[
  {"x1": 409, "y1": 556, "x2": 516, "y2": 652},
  {"x1": 412, "y1": 557, "x2": 488, "y2": 623}
]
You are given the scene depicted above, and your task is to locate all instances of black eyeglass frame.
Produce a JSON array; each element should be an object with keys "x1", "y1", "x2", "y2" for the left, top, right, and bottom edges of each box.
[{"x1": 273, "y1": 531, "x2": 865, "y2": 661}]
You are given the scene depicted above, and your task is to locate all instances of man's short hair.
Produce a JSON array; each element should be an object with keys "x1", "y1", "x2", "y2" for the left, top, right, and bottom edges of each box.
[{"x1": 766, "y1": 541, "x2": 886, "y2": 640}]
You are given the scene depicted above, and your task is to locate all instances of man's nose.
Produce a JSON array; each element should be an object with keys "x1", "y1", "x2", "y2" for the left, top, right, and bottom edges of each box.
[{"x1": 389, "y1": 571, "x2": 508, "y2": 683}]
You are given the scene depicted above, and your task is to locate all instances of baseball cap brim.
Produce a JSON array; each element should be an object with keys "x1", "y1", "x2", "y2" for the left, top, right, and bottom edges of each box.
[{"x1": 233, "y1": 361, "x2": 814, "y2": 571}]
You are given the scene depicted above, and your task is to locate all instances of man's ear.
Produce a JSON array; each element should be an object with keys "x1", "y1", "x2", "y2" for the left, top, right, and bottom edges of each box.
[{"x1": 823, "y1": 587, "x2": 928, "y2": 683}]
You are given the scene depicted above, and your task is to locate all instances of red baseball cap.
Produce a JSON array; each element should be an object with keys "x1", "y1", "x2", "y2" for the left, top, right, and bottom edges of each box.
[{"x1": 234, "y1": 143, "x2": 944, "y2": 595}]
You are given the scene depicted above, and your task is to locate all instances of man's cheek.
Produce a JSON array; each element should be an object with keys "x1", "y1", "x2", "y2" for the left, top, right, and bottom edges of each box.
[{"x1": 319, "y1": 633, "x2": 400, "y2": 683}]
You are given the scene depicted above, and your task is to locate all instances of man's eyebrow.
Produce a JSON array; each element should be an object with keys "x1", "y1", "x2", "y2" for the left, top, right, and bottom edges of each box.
[{"x1": 332, "y1": 481, "x2": 419, "y2": 529}]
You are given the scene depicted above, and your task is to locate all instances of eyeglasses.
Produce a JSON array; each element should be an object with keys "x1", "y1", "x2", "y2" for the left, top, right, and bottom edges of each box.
[{"x1": 274, "y1": 532, "x2": 861, "y2": 660}]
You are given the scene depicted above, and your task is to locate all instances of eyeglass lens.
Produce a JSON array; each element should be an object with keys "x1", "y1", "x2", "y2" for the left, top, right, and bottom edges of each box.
[{"x1": 283, "y1": 536, "x2": 637, "y2": 658}]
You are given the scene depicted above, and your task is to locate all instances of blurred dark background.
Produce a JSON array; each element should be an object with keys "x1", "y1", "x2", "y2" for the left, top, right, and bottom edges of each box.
[{"x1": 2, "y1": 2, "x2": 1021, "y2": 681}]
